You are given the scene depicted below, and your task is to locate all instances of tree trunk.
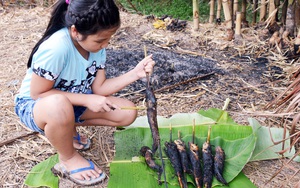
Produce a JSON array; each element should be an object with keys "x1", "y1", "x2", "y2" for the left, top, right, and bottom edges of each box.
[
  {"x1": 241, "y1": 0, "x2": 248, "y2": 27},
  {"x1": 286, "y1": 1, "x2": 295, "y2": 37},
  {"x1": 274, "y1": 0, "x2": 280, "y2": 22},
  {"x1": 295, "y1": 0, "x2": 300, "y2": 29},
  {"x1": 252, "y1": 0, "x2": 258, "y2": 24},
  {"x1": 281, "y1": 0, "x2": 288, "y2": 26},
  {"x1": 193, "y1": 0, "x2": 199, "y2": 31}
]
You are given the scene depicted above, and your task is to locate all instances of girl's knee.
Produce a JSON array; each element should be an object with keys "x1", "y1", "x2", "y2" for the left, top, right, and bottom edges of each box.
[
  {"x1": 37, "y1": 94, "x2": 74, "y2": 122},
  {"x1": 120, "y1": 101, "x2": 137, "y2": 126}
]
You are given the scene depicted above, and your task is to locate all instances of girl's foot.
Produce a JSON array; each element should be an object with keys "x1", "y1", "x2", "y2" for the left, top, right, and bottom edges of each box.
[
  {"x1": 52, "y1": 152, "x2": 105, "y2": 185},
  {"x1": 73, "y1": 133, "x2": 91, "y2": 150}
]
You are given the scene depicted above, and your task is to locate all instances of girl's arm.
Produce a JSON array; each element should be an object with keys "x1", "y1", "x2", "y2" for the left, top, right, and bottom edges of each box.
[
  {"x1": 30, "y1": 73, "x2": 117, "y2": 112},
  {"x1": 92, "y1": 55, "x2": 155, "y2": 96}
]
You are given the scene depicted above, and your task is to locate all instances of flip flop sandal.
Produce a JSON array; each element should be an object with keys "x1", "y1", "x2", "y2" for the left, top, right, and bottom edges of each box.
[
  {"x1": 51, "y1": 160, "x2": 106, "y2": 186},
  {"x1": 73, "y1": 132, "x2": 91, "y2": 151}
]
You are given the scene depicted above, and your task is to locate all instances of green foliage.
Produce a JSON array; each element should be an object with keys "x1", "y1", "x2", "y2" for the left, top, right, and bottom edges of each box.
[
  {"x1": 24, "y1": 154, "x2": 59, "y2": 188},
  {"x1": 110, "y1": 109, "x2": 257, "y2": 187},
  {"x1": 118, "y1": 0, "x2": 210, "y2": 21}
]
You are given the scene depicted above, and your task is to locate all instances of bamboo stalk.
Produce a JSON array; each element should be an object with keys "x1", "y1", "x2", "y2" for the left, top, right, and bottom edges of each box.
[
  {"x1": 233, "y1": 0, "x2": 238, "y2": 20},
  {"x1": 222, "y1": 0, "x2": 232, "y2": 29},
  {"x1": 268, "y1": 0, "x2": 276, "y2": 25},
  {"x1": 222, "y1": 0, "x2": 234, "y2": 40},
  {"x1": 193, "y1": 0, "x2": 199, "y2": 30},
  {"x1": 235, "y1": 12, "x2": 242, "y2": 36},
  {"x1": 216, "y1": 0, "x2": 222, "y2": 24},
  {"x1": 209, "y1": 0, "x2": 215, "y2": 23},
  {"x1": 259, "y1": 0, "x2": 267, "y2": 22}
]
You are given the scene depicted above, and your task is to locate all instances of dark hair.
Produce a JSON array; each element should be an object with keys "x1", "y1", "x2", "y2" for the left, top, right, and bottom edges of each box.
[{"x1": 27, "y1": 0, "x2": 120, "y2": 68}]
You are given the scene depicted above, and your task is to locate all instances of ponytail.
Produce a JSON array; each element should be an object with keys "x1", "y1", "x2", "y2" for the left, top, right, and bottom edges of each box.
[
  {"x1": 27, "y1": 0, "x2": 120, "y2": 68},
  {"x1": 27, "y1": 0, "x2": 68, "y2": 68}
]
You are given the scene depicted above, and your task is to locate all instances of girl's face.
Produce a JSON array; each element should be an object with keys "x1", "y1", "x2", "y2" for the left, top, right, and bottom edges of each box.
[{"x1": 72, "y1": 26, "x2": 118, "y2": 54}]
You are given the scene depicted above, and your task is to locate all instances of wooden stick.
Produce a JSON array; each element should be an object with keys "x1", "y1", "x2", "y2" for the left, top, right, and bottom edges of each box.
[{"x1": 0, "y1": 132, "x2": 38, "y2": 147}]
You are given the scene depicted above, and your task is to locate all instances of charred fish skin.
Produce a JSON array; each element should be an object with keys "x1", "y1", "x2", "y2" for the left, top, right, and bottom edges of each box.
[
  {"x1": 214, "y1": 146, "x2": 228, "y2": 185},
  {"x1": 188, "y1": 142, "x2": 203, "y2": 188},
  {"x1": 202, "y1": 142, "x2": 214, "y2": 188},
  {"x1": 164, "y1": 141, "x2": 188, "y2": 188},
  {"x1": 174, "y1": 139, "x2": 192, "y2": 175},
  {"x1": 140, "y1": 146, "x2": 163, "y2": 185},
  {"x1": 146, "y1": 85, "x2": 160, "y2": 154}
]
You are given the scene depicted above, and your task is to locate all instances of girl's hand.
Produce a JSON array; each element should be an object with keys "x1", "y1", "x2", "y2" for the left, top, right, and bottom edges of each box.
[
  {"x1": 135, "y1": 54, "x2": 156, "y2": 79},
  {"x1": 86, "y1": 95, "x2": 119, "y2": 112}
]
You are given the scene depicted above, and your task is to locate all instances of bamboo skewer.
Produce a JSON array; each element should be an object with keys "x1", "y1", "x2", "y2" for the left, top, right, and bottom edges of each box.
[{"x1": 120, "y1": 106, "x2": 146, "y2": 110}]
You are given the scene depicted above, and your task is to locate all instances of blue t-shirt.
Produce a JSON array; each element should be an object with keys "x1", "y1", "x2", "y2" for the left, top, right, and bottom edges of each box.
[{"x1": 15, "y1": 27, "x2": 106, "y2": 101}]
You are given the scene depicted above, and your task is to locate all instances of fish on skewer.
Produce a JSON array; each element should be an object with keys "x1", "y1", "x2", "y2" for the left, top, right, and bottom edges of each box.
[
  {"x1": 174, "y1": 135, "x2": 192, "y2": 175},
  {"x1": 188, "y1": 120, "x2": 203, "y2": 188},
  {"x1": 202, "y1": 126, "x2": 213, "y2": 188},
  {"x1": 140, "y1": 146, "x2": 163, "y2": 185},
  {"x1": 144, "y1": 46, "x2": 168, "y2": 188},
  {"x1": 164, "y1": 141, "x2": 188, "y2": 188},
  {"x1": 145, "y1": 81, "x2": 160, "y2": 154},
  {"x1": 214, "y1": 146, "x2": 228, "y2": 185}
]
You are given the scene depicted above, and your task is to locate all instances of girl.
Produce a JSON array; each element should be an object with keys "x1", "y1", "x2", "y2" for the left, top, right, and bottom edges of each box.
[{"x1": 14, "y1": 0, "x2": 155, "y2": 186}]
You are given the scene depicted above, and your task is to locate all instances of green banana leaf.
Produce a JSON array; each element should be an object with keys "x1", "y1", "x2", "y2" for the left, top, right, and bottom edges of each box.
[
  {"x1": 110, "y1": 109, "x2": 257, "y2": 188},
  {"x1": 248, "y1": 118, "x2": 295, "y2": 161},
  {"x1": 24, "y1": 154, "x2": 59, "y2": 188}
]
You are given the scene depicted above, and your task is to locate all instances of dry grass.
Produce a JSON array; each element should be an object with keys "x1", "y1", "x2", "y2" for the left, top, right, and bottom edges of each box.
[{"x1": 0, "y1": 4, "x2": 299, "y2": 188}]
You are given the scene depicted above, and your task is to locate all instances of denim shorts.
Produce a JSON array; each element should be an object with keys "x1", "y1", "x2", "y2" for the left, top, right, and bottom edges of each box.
[{"x1": 15, "y1": 98, "x2": 87, "y2": 135}]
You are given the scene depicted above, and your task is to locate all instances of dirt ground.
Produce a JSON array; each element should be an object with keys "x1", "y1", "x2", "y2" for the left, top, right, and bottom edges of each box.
[{"x1": 0, "y1": 5, "x2": 300, "y2": 188}]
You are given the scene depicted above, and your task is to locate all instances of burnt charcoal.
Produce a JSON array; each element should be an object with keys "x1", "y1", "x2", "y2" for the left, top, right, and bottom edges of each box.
[{"x1": 105, "y1": 47, "x2": 220, "y2": 95}]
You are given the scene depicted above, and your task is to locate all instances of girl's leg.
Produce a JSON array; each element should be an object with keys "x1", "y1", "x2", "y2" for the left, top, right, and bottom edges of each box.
[
  {"x1": 78, "y1": 96, "x2": 137, "y2": 127},
  {"x1": 33, "y1": 94, "x2": 102, "y2": 180}
]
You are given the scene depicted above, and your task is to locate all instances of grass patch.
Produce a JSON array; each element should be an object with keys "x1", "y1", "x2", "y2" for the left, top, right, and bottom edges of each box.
[{"x1": 119, "y1": 0, "x2": 210, "y2": 21}]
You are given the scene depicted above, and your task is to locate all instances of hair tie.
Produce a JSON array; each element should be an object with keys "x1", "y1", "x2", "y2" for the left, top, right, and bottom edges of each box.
[{"x1": 66, "y1": 0, "x2": 70, "y2": 4}]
